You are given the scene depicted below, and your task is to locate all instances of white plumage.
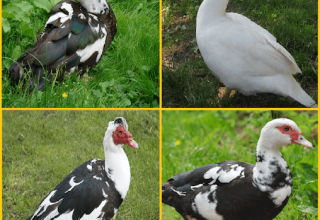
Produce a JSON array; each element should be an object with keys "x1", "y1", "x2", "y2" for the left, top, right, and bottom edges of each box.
[{"x1": 196, "y1": 0, "x2": 317, "y2": 107}]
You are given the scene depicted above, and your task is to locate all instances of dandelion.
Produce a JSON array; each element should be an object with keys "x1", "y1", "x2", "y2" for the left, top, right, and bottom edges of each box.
[
  {"x1": 62, "y1": 92, "x2": 68, "y2": 98},
  {"x1": 175, "y1": 140, "x2": 180, "y2": 145}
]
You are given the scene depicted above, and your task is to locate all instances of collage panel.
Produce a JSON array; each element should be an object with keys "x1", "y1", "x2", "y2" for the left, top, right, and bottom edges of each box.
[
  {"x1": 162, "y1": 0, "x2": 317, "y2": 108},
  {"x1": 162, "y1": 110, "x2": 318, "y2": 219},
  {"x1": 2, "y1": 0, "x2": 159, "y2": 108},
  {"x1": 2, "y1": 110, "x2": 159, "y2": 219}
]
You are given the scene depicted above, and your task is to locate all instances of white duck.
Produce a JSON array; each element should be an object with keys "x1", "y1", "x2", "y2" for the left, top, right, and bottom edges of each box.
[
  {"x1": 162, "y1": 118, "x2": 315, "y2": 220},
  {"x1": 196, "y1": 0, "x2": 317, "y2": 108}
]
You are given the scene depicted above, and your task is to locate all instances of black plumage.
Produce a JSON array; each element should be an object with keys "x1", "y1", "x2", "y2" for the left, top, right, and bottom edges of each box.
[
  {"x1": 9, "y1": 0, "x2": 117, "y2": 91},
  {"x1": 26, "y1": 159, "x2": 122, "y2": 220}
]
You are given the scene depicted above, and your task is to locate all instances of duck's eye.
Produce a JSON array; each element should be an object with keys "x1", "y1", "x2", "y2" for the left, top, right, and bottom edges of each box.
[
  {"x1": 119, "y1": 131, "x2": 123, "y2": 134},
  {"x1": 284, "y1": 126, "x2": 290, "y2": 131}
]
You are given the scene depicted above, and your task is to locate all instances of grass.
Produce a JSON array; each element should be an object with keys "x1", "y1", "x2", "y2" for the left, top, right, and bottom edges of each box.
[
  {"x1": 2, "y1": 0, "x2": 159, "y2": 108},
  {"x1": 2, "y1": 110, "x2": 159, "y2": 219},
  {"x1": 162, "y1": 0, "x2": 318, "y2": 107},
  {"x1": 162, "y1": 111, "x2": 318, "y2": 219}
]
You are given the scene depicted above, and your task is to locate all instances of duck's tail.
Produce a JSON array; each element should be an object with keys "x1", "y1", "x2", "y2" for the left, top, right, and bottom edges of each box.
[
  {"x1": 275, "y1": 74, "x2": 317, "y2": 108},
  {"x1": 9, "y1": 60, "x2": 47, "y2": 91}
]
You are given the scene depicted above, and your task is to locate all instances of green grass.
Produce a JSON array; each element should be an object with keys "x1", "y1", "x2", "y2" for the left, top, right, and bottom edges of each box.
[
  {"x1": 2, "y1": 0, "x2": 159, "y2": 108},
  {"x1": 162, "y1": 111, "x2": 318, "y2": 219},
  {"x1": 2, "y1": 110, "x2": 159, "y2": 219},
  {"x1": 162, "y1": 0, "x2": 317, "y2": 107}
]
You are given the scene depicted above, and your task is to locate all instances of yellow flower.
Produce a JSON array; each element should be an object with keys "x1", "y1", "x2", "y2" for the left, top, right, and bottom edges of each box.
[
  {"x1": 62, "y1": 92, "x2": 68, "y2": 98},
  {"x1": 175, "y1": 140, "x2": 180, "y2": 145}
]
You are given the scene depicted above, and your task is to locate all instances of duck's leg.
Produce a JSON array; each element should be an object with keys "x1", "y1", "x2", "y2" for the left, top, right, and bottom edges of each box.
[
  {"x1": 218, "y1": 87, "x2": 236, "y2": 99},
  {"x1": 187, "y1": 215, "x2": 198, "y2": 220}
]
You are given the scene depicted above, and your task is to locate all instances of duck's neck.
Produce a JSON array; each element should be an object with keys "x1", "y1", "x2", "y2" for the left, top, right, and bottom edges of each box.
[
  {"x1": 80, "y1": 0, "x2": 108, "y2": 14},
  {"x1": 104, "y1": 146, "x2": 131, "y2": 199},
  {"x1": 252, "y1": 142, "x2": 292, "y2": 193},
  {"x1": 197, "y1": 0, "x2": 228, "y2": 27}
]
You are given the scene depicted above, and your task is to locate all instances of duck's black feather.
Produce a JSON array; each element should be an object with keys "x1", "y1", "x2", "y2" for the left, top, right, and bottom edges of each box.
[{"x1": 26, "y1": 159, "x2": 122, "y2": 220}]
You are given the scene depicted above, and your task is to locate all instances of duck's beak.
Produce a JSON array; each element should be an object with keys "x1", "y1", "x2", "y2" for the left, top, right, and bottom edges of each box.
[
  {"x1": 128, "y1": 138, "x2": 140, "y2": 149},
  {"x1": 292, "y1": 135, "x2": 314, "y2": 148}
]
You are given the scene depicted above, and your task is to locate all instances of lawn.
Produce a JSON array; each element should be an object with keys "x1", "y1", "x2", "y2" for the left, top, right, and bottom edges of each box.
[
  {"x1": 2, "y1": 110, "x2": 159, "y2": 219},
  {"x1": 162, "y1": 110, "x2": 318, "y2": 219},
  {"x1": 2, "y1": 0, "x2": 159, "y2": 108},
  {"x1": 162, "y1": 0, "x2": 318, "y2": 107}
]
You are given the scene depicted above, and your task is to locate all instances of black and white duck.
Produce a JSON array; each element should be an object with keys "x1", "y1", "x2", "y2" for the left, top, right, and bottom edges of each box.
[
  {"x1": 10, "y1": 0, "x2": 117, "y2": 91},
  {"x1": 26, "y1": 117, "x2": 139, "y2": 220},
  {"x1": 162, "y1": 118, "x2": 315, "y2": 220}
]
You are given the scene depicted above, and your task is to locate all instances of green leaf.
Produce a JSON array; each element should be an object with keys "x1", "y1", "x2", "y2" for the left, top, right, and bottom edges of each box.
[
  {"x1": 15, "y1": 1, "x2": 33, "y2": 13},
  {"x1": 21, "y1": 22, "x2": 34, "y2": 39},
  {"x1": 139, "y1": 103, "x2": 150, "y2": 108},
  {"x1": 152, "y1": 100, "x2": 158, "y2": 107},
  {"x1": 3, "y1": 3, "x2": 30, "y2": 22},
  {"x1": 119, "y1": 98, "x2": 131, "y2": 107},
  {"x1": 3, "y1": 59, "x2": 11, "y2": 70},
  {"x1": 99, "y1": 82, "x2": 108, "y2": 94},
  {"x1": 154, "y1": 90, "x2": 159, "y2": 97},
  {"x1": 32, "y1": 0, "x2": 56, "y2": 12},
  {"x1": 296, "y1": 163, "x2": 317, "y2": 182},
  {"x1": 136, "y1": 3, "x2": 144, "y2": 11},
  {"x1": 142, "y1": 65, "x2": 151, "y2": 71},
  {"x1": 304, "y1": 180, "x2": 318, "y2": 193},
  {"x1": 108, "y1": 78, "x2": 115, "y2": 87},
  {"x1": 127, "y1": 70, "x2": 135, "y2": 77},
  {"x1": 2, "y1": 10, "x2": 15, "y2": 19},
  {"x1": 297, "y1": 205, "x2": 318, "y2": 215},
  {"x1": 92, "y1": 89, "x2": 102, "y2": 97},
  {"x1": 11, "y1": 46, "x2": 22, "y2": 61},
  {"x1": 115, "y1": 84, "x2": 124, "y2": 91},
  {"x1": 2, "y1": 17, "x2": 11, "y2": 33}
]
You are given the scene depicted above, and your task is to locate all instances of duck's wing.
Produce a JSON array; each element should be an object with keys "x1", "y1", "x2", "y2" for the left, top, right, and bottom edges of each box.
[
  {"x1": 226, "y1": 12, "x2": 276, "y2": 41},
  {"x1": 163, "y1": 161, "x2": 250, "y2": 193},
  {"x1": 162, "y1": 161, "x2": 253, "y2": 219},
  {"x1": 226, "y1": 12, "x2": 301, "y2": 74},
  {"x1": 26, "y1": 1, "x2": 107, "y2": 67},
  {"x1": 26, "y1": 159, "x2": 121, "y2": 220}
]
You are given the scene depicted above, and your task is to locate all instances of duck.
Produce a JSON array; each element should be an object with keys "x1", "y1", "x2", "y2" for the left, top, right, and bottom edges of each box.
[
  {"x1": 26, "y1": 117, "x2": 139, "y2": 220},
  {"x1": 162, "y1": 118, "x2": 315, "y2": 220},
  {"x1": 9, "y1": 0, "x2": 117, "y2": 91},
  {"x1": 196, "y1": 0, "x2": 317, "y2": 108}
]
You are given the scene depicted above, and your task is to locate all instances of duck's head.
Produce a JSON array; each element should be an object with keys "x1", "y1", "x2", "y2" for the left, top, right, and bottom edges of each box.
[
  {"x1": 80, "y1": 0, "x2": 110, "y2": 14},
  {"x1": 103, "y1": 117, "x2": 140, "y2": 151},
  {"x1": 258, "y1": 118, "x2": 314, "y2": 150}
]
